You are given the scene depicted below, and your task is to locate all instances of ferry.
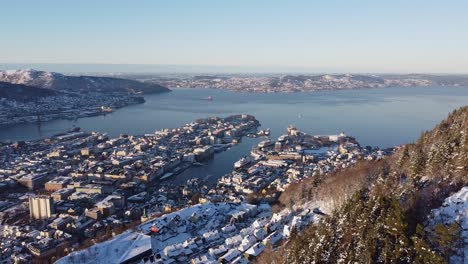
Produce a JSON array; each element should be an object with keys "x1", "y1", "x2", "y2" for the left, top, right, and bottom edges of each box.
[
  {"x1": 277, "y1": 134, "x2": 289, "y2": 142},
  {"x1": 258, "y1": 140, "x2": 275, "y2": 148},
  {"x1": 234, "y1": 157, "x2": 251, "y2": 169},
  {"x1": 101, "y1": 106, "x2": 113, "y2": 113}
]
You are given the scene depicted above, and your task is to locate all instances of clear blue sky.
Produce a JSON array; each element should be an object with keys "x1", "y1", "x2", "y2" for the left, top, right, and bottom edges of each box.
[{"x1": 1, "y1": 0, "x2": 467, "y2": 73}]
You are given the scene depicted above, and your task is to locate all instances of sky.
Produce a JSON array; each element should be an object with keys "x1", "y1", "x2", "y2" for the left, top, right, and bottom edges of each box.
[{"x1": 1, "y1": 0, "x2": 467, "y2": 73}]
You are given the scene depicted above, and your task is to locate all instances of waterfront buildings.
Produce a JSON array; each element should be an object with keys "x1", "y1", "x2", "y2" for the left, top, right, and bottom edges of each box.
[{"x1": 0, "y1": 114, "x2": 391, "y2": 263}]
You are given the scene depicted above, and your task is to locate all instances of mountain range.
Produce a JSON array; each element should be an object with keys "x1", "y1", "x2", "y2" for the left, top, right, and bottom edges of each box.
[
  {"x1": 0, "y1": 69, "x2": 170, "y2": 95},
  {"x1": 148, "y1": 73, "x2": 468, "y2": 93}
]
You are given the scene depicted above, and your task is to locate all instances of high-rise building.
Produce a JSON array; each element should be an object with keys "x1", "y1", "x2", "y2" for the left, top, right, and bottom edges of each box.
[{"x1": 29, "y1": 195, "x2": 54, "y2": 220}]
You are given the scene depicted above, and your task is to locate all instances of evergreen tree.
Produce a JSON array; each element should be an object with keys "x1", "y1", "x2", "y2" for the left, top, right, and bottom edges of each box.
[
  {"x1": 432, "y1": 222, "x2": 462, "y2": 261},
  {"x1": 383, "y1": 198, "x2": 411, "y2": 262},
  {"x1": 410, "y1": 147, "x2": 426, "y2": 177},
  {"x1": 411, "y1": 224, "x2": 445, "y2": 264},
  {"x1": 397, "y1": 144, "x2": 410, "y2": 168}
]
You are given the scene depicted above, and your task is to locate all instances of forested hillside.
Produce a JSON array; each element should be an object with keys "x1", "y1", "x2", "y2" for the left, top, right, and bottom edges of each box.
[{"x1": 260, "y1": 106, "x2": 467, "y2": 263}]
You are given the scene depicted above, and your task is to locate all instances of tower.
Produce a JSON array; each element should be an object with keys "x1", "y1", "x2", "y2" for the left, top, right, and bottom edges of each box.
[{"x1": 29, "y1": 195, "x2": 54, "y2": 220}]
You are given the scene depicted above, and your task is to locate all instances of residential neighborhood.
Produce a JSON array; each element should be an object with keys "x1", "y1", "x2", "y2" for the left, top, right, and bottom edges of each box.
[{"x1": 0, "y1": 113, "x2": 391, "y2": 263}]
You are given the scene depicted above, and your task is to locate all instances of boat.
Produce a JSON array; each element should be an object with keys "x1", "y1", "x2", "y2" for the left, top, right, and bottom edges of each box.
[
  {"x1": 258, "y1": 140, "x2": 275, "y2": 148},
  {"x1": 246, "y1": 133, "x2": 258, "y2": 138},
  {"x1": 101, "y1": 106, "x2": 113, "y2": 113},
  {"x1": 203, "y1": 96, "x2": 213, "y2": 101},
  {"x1": 234, "y1": 157, "x2": 251, "y2": 169},
  {"x1": 160, "y1": 172, "x2": 174, "y2": 181}
]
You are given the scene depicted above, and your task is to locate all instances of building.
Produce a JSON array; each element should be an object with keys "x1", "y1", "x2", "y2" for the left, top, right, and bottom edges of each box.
[
  {"x1": 45, "y1": 176, "x2": 72, "y2": 191},
  {"x1": 85, "y1": 208, "x2": 102, "y2": 220},
  {"x1": 29, "y1": 195, "x2": 55, "y2": 220},
  {"x1": 49, "y1": 216, "x2": 74, "y2": 230},
  {"x1": 26, "y1": 239, "x2": 57, "y2": 258},
  {"x1": 18, "y1": 173, "x2": 48, "y2": 190},
  {"x1": 51, "y1": 188, "x2": 74, "y2": 201},
  {"x1": 75, "y1": 184, "x2": 105, "y2": 194}
]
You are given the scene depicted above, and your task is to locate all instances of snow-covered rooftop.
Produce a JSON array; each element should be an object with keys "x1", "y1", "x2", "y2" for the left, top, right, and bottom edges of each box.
[{"x1": 56, "y1": 231, "x2": 151, "y2": 264}]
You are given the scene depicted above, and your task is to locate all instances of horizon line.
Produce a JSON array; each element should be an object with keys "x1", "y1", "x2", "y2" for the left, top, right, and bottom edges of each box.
[{"x1": 1, "y1": 62, "x2": 467, "y2": 75}]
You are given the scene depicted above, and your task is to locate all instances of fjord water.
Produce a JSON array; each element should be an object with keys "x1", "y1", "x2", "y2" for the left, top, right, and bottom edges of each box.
[
  {"x1": 2, "y1": 86, "x2": 468, "y2": 147},
  {"x1": 2, "y1": 86, "x2": 467, "y2": 185}
]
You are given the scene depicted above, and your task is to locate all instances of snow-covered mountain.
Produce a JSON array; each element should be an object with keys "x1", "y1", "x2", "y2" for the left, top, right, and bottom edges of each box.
[
  {"x1": 0, "y1": 69, "x2": 64, "y2": 88},
  {"x1": 0, "y1": 69, "x2": 170, "y2": 94}
]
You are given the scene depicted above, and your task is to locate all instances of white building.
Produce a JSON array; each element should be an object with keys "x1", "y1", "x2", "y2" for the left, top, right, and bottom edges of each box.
[{"x1": 29, "y1": 195, "x2": 54, "y2": 220}]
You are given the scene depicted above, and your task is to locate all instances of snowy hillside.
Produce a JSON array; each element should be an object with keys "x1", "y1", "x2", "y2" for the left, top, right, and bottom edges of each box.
[
  {"x1": 55, "y1": 231, "x2": 152, "y2": 264},
  {"x1": 0, "y1": 69, "x2": 169, "y2": 94},
  {"x1": 429, "y1": 187, "x2": 468, "y2": 264},
  {"x1": 0, "y1": 69, "x2": 64, "y2": 88}
]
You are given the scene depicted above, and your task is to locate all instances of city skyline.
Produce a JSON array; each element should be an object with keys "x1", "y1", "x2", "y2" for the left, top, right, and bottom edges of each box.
[{"x1": 1, "y1": 0, "x2": 468, "y2": 73}]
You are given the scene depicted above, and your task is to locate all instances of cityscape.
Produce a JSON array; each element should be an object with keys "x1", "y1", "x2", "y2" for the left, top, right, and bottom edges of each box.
[
  {"x1": 1, "y1": 1, "x2": 467, "y2": 264},
  {"x1": 0, "y1": 113, "x2": 391, "y2": 263}
]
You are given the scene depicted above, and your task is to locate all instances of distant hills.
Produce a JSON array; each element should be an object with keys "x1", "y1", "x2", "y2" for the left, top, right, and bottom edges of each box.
[
  {"x1": 0, "y1": 69, "x2": 170, "y2": 95},
  {"x1": 147, "y1": 73, "x2": 468, "y2": 93},
  {"x1": 0, "y1": 69, "x2": 170, "y2": 126},
  {"x1": 0, "y1": 81, "x2": 62, "y2": 101}
]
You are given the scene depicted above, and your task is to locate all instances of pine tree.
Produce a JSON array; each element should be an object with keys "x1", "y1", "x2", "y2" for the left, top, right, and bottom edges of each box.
[
  {"x1": 410, "y1": 147, "x2": 426, "y2": 177},
  {"x1": 427, "y1": 143, "x2": 442, "y2": 175},
  {"x1": 432, "y1": 222, "x2": 462, "y2": 262},
  {"x1": 411, "y1": 224, "x2": 445, "y2": 264},
  {"x1": 396, "y1": 145, "x2": 410, "y2": 168}
]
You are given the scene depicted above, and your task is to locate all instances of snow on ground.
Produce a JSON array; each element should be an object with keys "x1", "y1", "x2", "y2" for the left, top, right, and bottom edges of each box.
[
  {"x1": 56, "y1": 201, "x2": 326, "y2": 263},
  {"x1": 138, "y1": 203, "x2": 256, "y2": 234},
  {"x1": 56, "y1": 231, "x2": 151, "y2": 264},
  {"x1": 429, "y1": 186, "x2": 468, "y2": 264}
]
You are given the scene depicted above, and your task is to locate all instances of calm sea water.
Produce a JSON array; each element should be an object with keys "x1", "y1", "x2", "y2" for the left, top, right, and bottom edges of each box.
[
  {"x1": 2, "y1": 86, "x2": 468, "y2": 146},
  {"x1": 2, "y1": 86, "x2": 467, "y2": 183}
]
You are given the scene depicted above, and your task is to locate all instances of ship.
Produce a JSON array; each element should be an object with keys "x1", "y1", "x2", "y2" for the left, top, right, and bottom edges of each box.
[
  {"x1": 160, "y1": 172, "x2": 174, "y2": 181},
  {"x1": 101, "y1": 106, "x2": 113, "y2": 113},
  {"x1": 277, "y1": 134, "x2": 288, "y2": 142},
  {"x1": 257, "y1": 128, "x2": 270, "y2": 136},
  {"x1": 234, "y1": 157, "x2": 251, "y2": 169},
  {"x1": 258, "y1": 139, "x2": 275, "y2": 148}
]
